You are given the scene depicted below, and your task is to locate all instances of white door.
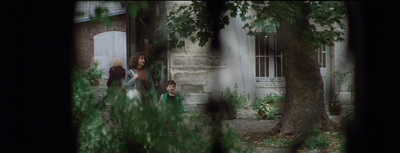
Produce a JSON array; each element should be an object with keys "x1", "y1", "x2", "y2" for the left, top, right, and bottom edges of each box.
[
  {"x1": 316, "y1": 45, "x2": 330, "y2": 105},
  {"x1": 94, "y1": 31, "x2": 127, "y2": 79}
]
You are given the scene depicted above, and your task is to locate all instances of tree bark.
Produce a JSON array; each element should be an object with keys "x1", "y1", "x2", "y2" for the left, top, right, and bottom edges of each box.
[{"x1": 272, "y1": 6, "x2": 338, "y2": 135}]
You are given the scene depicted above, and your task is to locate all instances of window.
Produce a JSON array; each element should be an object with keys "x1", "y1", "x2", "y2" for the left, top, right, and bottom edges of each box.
[
  {"x1": 315, "y1": 44, "x2": 327, "y2": 68},
  {"x1": 255, "y1": 34, "x2": 284, "y2": 82}
]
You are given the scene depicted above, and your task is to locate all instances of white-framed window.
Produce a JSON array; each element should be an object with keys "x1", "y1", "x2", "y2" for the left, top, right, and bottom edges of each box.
[
  {"x1": 316, "y1": 44, "x2": 327, "y2": 68},
  {"x1": 255, "y1": 33, "x2": 284, "y2": 82}
]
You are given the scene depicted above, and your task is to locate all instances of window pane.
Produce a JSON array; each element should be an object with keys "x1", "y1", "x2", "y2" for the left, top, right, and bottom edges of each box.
[
  {"x1": 323, "y1": 53, "x2": 326, "y2": 68},
  {"x1": 319, "y1": 48, "x2": 322, "y2": 66},
  {"x1": 267, "y1": 36, "x2": 273, "y2": 55},
  {"x1": 255, "y1": 34, "x2": 282, "y2": 80},
  {"x1": 260, "y1": 36, "x2": 266, "y2": 56},
  {"x1": 316, "y1": 47, "x2": 322, "y2": 68},
  {"x1": 275, "y1": 36, "x2": 281, "y2": 55},
  {"x1": 259, "y1": 57, "x2": 269, "y2": 77},
  {"x1": 256, "y1": 57, "x2": 259, "y2": 77},
  {"x1": 255, "y1": 35, "x2": 260, "y2": 56},
  {"x1": 260, "y1": 57, "x2": 265, "y2": 77},
  {"x1": 265, "y1": 57, "x2": 269, "y2": 77},
  {"x1": 265, "y1": 36, "x2": 269, "y2": 56},
  {"x1": 275, "y1": 57, "x2": 282, "y2": 77}
]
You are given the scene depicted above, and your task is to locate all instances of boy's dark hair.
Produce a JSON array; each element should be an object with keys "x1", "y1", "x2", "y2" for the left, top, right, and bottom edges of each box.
[{"x1": 166, "y1": 80, "x2": 176, "y2": 86}]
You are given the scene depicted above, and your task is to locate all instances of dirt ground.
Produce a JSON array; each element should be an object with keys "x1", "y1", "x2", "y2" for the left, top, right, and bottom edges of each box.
[{"x1": 224, "y1": 108, "x2": 347, "y2": 153}]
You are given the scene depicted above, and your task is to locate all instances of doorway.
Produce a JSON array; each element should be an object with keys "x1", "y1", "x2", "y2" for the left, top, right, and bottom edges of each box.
[{"x1": 93, "y1": 31, "x2": 127, "y2": 79}]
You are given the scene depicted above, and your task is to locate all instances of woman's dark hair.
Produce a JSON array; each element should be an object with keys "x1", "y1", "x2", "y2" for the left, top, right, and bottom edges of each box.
[{"x1": 129, "y1": 52, "x2": 147, "y2": 68}]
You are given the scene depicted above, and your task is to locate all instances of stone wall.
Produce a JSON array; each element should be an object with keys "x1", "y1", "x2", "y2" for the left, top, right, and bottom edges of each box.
[
  {"x1": 333, "y1": 19, "x2": 355, "y2": 106},
  {"x1": 168, "y1": 45, "x2": 229, "y2": 109},
  {"x1": 165, "y1": 7, "x2": 257, "y2": 109},
  {"x1": 165, "y1": 2, "x2": 354, "y2": 111}
]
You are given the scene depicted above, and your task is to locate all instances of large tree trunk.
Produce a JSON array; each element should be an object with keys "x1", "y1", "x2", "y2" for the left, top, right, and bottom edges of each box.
[{"x1": 272, "y1": 7, "x2": 338, "y2": 135}]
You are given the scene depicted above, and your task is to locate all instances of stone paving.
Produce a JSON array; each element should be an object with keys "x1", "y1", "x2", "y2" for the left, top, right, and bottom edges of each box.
[{"x1": 223, "y1": 109, "x2": 279, "y2": 134}]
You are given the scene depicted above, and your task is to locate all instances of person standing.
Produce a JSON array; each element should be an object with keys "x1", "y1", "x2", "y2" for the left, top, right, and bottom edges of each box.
[
  {"x1": 158, "y1": 80, "x2": 188, "y2": 116},
  {"x1": 106, "y1": 58, "x2": 126, "y2": 88},
  {"x1": 123, "y1": 52, "x2": 156, "y2": 103}
]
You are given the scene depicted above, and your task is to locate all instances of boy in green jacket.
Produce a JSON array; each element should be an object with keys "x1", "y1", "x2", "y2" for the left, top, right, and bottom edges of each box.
[{"x1": 157, "y1": 80, "x2": 188, "y2": 116}]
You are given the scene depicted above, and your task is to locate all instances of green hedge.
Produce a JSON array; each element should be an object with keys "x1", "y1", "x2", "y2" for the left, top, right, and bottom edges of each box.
[{"x1": 72, "y1": 68, "x2": 253, "y2": 153}]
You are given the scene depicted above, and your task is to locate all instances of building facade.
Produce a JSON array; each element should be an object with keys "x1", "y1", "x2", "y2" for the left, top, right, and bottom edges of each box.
[
  {"x1": 73, "y1": 1, "x2": 127, "y2": 78},
  {"x1": 73, "y1": 1, "x2": 355, "y2": 112},
  {"x1": 164, "y1": 2, "x2": 355, "y2": 111}
]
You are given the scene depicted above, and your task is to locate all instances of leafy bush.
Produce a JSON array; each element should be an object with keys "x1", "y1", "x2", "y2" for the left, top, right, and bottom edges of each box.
[
  {"x1": 147, "y1": 55, "x2": 166, "y2": 88},
  {"x1": 299, "y1": 128, "x2": 331, "y2": 150},
  {"x1": 84, "y1": 60, "x2": 104, "y2": 85},
  {"x1": 72, "y1": 70, "x2": 253, "y2": 153},
  {"x1": 71, "y1": 68, "x2": 110, "y2": 152},
  {"x1": 341, "y1": 110, "x2": 355, "y2": 128},
  {"x1": 105, "y1": 90, "x2": 253, "y2": 153},
  {"x1": 331, "y1": 69, "x2": 353, "y2": 102},
  {"x1": 219, "y1": 84, "x2": 249, "y2": 109},
  {"x1": 250, "y1": 92, "x2": 283, "y2": 120}
]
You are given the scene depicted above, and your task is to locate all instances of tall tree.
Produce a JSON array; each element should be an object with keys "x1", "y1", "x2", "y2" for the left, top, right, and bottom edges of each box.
[
  {"x1": 160, "y1": 1, "x2": 347, "y2": 134},
  {"x1": 246, "y1": 1, "x2": 347, "y2": 134}
]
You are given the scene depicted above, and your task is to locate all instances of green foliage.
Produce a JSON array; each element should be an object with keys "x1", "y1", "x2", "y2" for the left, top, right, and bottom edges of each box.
[
  {"x1": 86, "y1": 1, "x2": 148, "y2": 27},
  {"x1": 84, "y1": 60, "x2": 104, "y2": 85},
  {"x1": 341, "y1": 110, "x2": 355, "y2": 129},
  {"x1": 75, "y1": 11, "x2": 85, "y2": 18},
  {"x1": 307, "y1": 1, "x2": 347, "y2": 44},
  {"x1": 331, "y1": 69, "x2": 353, "y2": 86},
  {"x1": 161, "y1": 1, "x2": 346, "y2": 50},
  {"x1": 261, "y1": 128, "x2": 346, "y2": 152},
  {"x1": 219, "y1": 84, "x2": 249, "y2": 109},
  {"x1": 107, "y1": 89, "x2": 252, "y2": 152},
  {"x1": 91, "y1": 6, "x2": 112, "y2": 27},
  {"x1": 126, "y1": 1, "x2": 149, "y2": 19},
  {"x1": 300, "y1": 129, "x2": 331, "y2": 150},
  {"x1": 331, "y1": 69, "x2": 354, "y2": 102},
  {"x1": 241, "y1": 1, "x2": 347, "y2": 48},
  {"x1": 158, "y1": 1, "x2": 246, "y2": 49},
  {"x1": 263, "y1": 138, "x2": 293, "y2": 148},
  {"x1": 72, "y1": 72, "x2": 253, "y2": 153},
  {"x1": 147, "y1": 55, "x2": 166, "y2": 88},
  {"x1": 71, "y1": 68, "x2": 110, "y2": 153},
  {"x1": 250, "y1": 92, "x2": 283, "y2": 120}
]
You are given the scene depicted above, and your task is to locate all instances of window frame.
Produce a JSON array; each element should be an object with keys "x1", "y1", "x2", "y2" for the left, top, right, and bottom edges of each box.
[
  {"x1": 255, "y1": 33, "x2": 285, "y2": 82},
  {"x1": 316, "y1": 44, "x2": 327, "y2": 68}
]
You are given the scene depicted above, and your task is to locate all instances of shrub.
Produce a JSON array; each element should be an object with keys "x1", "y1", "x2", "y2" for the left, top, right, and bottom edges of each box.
[
  {"x1": 219, "y1": 84, "x2": 249, "y2": 109},
  {"x1": 72, "y1": 71, "x2": 253, "y2": 153},
  {"x1": 71, "y1": 67, "x2": 110, "y2": 152},
  {"x1": 299, "y1": 128, "x2": 331, "y2": 150},
  {"x1": 250, "y1": 92, "x2": 283, "y2": 120},
  {"x1": 341, "y1": 110, "x2": 355, "y2": 128},
  {"x1": 84, "y1": 60, "x2": 104, "y2": 85}
]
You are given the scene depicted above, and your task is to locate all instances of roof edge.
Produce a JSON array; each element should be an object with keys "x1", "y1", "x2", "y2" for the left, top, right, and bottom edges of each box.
[{"x1": 74, "y1": 10, "x2": 126, "y2": 23}]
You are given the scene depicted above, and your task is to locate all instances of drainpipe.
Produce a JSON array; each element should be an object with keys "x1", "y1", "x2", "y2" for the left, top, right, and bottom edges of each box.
[{"x1": 125, "y1": 2, "x2": 137, "y2": 69}]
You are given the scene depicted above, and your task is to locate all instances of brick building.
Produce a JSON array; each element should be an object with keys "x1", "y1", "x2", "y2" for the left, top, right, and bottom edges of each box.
[{"x1": 73, "y1": 1, "x2": 127, "y2": 75}]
